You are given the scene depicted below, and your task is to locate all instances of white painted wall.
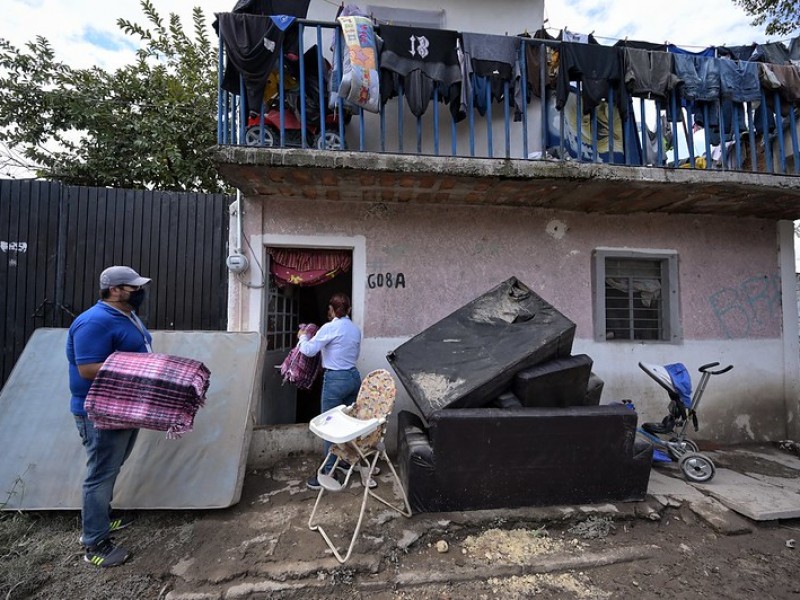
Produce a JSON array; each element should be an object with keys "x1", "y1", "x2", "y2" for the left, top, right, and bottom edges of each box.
[
  {"x1": 358, "y1": 336, "x2": 790, "y2": 453},
  {"x1": 227, "y1": 197, "x2": 800, "y2": 447}
]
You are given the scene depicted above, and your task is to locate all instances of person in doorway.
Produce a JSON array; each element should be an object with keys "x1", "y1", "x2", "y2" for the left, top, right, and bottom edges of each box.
[
  {"x1": 297, "y1": 292, "x2": 363, "y2": 490},
  {"x1": 66, "y1": 265, "x2": 152, "y2": 568}
]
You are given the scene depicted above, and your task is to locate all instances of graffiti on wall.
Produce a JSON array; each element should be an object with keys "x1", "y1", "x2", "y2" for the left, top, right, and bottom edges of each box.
[
  {"x1": 708, "y1": 273, "x2": 781, "y2": 339},
  {"x1": 1, "y1": 240, "x2": 28, "y2": 268}
]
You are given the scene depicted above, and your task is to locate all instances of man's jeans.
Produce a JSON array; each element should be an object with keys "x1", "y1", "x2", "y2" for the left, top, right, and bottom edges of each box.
[
  {"x1": 74, "y1": 415, "x2": 138, "y2": 547},
  {"x1": 320, "y1": 368, "x2": 361, "y2": 471}
]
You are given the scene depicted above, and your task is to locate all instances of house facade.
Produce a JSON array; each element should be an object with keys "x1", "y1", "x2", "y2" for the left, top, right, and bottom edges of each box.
[{"x1": 215, "y1": 0, "x2": 800, "y2": 445}]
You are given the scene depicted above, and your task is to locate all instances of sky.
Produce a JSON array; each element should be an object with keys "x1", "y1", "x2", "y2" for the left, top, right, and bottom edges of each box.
[{"x1": 4, "y1": 0, "x2": 787, "y2": 72}]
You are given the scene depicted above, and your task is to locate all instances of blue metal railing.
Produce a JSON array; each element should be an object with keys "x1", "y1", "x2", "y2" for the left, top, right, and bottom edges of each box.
[{"x1": 216, "y1": 20, "x2": 800, "y2": 177}]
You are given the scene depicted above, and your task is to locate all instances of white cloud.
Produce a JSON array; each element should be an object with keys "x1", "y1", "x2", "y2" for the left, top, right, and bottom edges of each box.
[
  {"x1": 543, "y1": 0, "x2": 782, "y2": 48},
  {"x1": 4, "y1": 0, "x2": 789, "y2": 73},
  {"x1": 5, "y1": 0, "x2": 218, "y2": 70}
]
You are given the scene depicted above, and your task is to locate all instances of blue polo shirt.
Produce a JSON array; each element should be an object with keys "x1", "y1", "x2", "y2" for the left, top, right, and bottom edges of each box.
[{"x1": 66, "y1": 301, "x2": 152, "y2": 416}]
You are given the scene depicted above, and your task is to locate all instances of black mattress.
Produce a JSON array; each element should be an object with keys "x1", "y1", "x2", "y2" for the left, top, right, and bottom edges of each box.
[{"x1": 387, "y1": 277, "x2": 576, "y2": 421}]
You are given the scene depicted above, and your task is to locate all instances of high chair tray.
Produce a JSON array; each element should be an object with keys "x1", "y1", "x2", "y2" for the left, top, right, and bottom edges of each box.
[{"x1": 309, "y1": 405, "x2": 380, "y2": 444}]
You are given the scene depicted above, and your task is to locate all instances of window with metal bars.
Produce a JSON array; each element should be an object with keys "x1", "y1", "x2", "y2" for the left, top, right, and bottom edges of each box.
[{"x1": 592, "y1": 249, "x2": 681, "y2": 343}]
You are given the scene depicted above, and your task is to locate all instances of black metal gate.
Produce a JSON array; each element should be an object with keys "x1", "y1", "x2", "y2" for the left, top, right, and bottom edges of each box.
[{"x1": 0, "y1": 179, "x2": 233, "y2": 387}]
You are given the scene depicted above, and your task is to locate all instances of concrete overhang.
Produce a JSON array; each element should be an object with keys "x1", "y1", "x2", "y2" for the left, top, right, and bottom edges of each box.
[{"x1": 214, "y1": 147, "x2": 800, "y2": 220}]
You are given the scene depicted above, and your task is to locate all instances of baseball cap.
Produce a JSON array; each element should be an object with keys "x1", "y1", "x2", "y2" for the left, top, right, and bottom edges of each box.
[{"x1": 99, "y1": 266, "x2": 151, "y2": 290}]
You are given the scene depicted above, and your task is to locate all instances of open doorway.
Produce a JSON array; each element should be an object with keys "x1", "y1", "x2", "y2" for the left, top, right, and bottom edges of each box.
[{"x1": 261, "y1": 247, "x2": 353, "y2": 426}]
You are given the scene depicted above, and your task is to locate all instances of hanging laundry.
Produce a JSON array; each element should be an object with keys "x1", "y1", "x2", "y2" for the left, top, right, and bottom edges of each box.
[
  {"x1": 215, "y1": 13, "x2": 299, "y2": 114},
  {"x1": 718, "y1": 59, "x2": 761, "y2": 103},
  {"x1": 522, "y1": 28, "x2": 558, "y2": 99},
  {"x1": 672, "y1": 54, "x2": 720, "y2": 103},
  {"x1": 693, "y1": 99, "x2": 747, "y2": 146},
  {"x1": 719, "y1": 43, "x2": 764, "y2": 62},
  {"x1": 667, "y1": 44, "x2": 716, "y2": 58},
  {"x1": 335, "y1": 16, "x2": 381, "y2": 113},
  {"x1": 560, "y1": 29, "x2": 598, "y2": 45},
  {"x1": 790, "y1": 36, "x2": 800, "y2": 65},
  {"x1": 720, "y1": 41, "x2": 791, "y2": 65},
  {"x1": 623, "y1": 48, "x2": 680, "y2": 102},
  {"x1": 759, "y1": 63, "x2": 800, "y2": 115},
  {"x1": 225, "y1": 0, "x2": 310, "y2": 16},
  {"x1": 614, "y1": 39, "x2": 667, "y2": 52},
  {"x1": 556, "y1": 42, "x2": 628, "y2": 118},
  {"x1": 461, "y1": 32, "x2": 522, "y2": 118},
  {"x1": 328, "y1": 4, "x2": 371, "y2": 110},
  {"x1": 211, "y1": 0, "x2": 310, "y2": 32},
  {"x1": 379, "y1": 24, "x2": 461, "y2": 118}
]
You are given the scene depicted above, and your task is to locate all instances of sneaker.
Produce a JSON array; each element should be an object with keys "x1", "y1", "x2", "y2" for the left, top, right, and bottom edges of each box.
[
  {"x1": 108, "y1": 513, "x2": 135, "y2": 532},
  {"x1": 84, "y1": 538, "x2": 130, "y2": 568},
  {"x1": 306, "y1": 476, "x2": 322, "y2": 491},
  {"x1": 79, "y1": 513, "x2": 135, "y2": 545}
]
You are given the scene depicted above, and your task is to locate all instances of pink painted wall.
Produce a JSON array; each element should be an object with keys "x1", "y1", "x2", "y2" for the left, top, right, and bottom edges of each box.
[{"x1": 259, "y1": 199, "x2": 781, "y2": 341}]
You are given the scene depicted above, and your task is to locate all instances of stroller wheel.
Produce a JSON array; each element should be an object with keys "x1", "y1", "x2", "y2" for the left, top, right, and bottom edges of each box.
[
  {"x1": 315, "y1": 130, "x2": 344, "y2": 151},
  {"x1": 245, "y1": 125, "x2": 275, "y2": 147},
  {"x1": 679, "y1": 452, "x2": 716, "y2": 483}
]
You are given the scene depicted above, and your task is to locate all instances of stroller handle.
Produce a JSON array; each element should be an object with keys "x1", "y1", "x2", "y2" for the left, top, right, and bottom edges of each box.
[{"x1": 698, "y1": 362, "x2": 733, "y2": 375}]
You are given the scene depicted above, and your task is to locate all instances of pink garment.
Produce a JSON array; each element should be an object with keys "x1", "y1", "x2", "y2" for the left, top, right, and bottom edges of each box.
[
  {"x1": 280, "y1": 323, "x2": 322, "y2": 389},
  {"x1": 85, "y1": 351, "x2": 210, "y2": 439}
]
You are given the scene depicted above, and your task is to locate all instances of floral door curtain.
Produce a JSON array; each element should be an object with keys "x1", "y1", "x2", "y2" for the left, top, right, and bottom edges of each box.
[{"x1": 268, "y1": 248, "x2": 352, "y2": 287}]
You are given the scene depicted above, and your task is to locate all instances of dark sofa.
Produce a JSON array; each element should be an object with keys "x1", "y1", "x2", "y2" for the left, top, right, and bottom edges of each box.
[
  {"x1": 388, "y1": 277, "x2": 652, "y2": 513},
  {"x1": 397, "y1": 404, "x2": 653, "y2": 513}
]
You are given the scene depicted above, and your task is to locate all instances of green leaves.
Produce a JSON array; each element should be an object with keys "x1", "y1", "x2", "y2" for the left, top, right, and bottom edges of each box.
[
  {"x1": 733, "y1": 0, "x2": 800, "y2": 36},
  {"x1": 0, "y1": 0, "x2": 224, "y2": 193}
]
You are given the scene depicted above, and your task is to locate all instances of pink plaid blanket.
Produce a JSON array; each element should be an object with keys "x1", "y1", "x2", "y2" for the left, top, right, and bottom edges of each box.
[
  {"x1": 280, "y1": 323, "x2": 322, "y2": 390},
  {"x1": 85, "y1": 351, "x2": 211, "y2": 439}
]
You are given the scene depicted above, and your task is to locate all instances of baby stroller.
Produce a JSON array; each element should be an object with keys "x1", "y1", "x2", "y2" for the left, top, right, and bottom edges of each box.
[
  {"x1": 631, "y1": 361, "x2": 733, "y2": 483},
  {"x1": 245, "y1": 46, "x2": 345, "y2": 150}
]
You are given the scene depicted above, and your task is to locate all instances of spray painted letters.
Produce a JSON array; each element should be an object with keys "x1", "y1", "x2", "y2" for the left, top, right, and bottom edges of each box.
[{"x1": 708, "y1": 274, "x2": 781, "y2": 338}]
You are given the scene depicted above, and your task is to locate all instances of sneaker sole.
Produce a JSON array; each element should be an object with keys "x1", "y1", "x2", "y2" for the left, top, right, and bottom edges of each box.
[
  {"x1": 84, "y1": 552, "x2": 130, "y2": 567},
  {"x1": 109, "y1": 518, "x2": 133, "y2": 531}
]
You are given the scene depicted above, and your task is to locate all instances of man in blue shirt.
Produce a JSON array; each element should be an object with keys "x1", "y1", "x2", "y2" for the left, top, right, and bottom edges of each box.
[
  {"x1": 66, "y1": 265, "x2": 152, "y2": 568},
  {"x1": 298, "y1": 292, "x2": 362, "y2": 490}
]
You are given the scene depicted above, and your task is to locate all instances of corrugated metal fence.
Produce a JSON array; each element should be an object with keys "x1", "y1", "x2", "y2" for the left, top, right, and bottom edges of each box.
[{"x1": 0, "y1": 179, "x2": 233, "y2": 387}]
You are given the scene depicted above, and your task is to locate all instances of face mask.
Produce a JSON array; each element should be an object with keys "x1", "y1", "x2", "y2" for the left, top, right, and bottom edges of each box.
[{"x1": 127, "y1": 289, "x2": 146, "y2": 310}]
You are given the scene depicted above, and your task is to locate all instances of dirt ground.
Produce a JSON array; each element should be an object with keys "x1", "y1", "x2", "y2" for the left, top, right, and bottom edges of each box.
[{"x1": 2, "y1": 446, "x2": 799, "y2": 600}]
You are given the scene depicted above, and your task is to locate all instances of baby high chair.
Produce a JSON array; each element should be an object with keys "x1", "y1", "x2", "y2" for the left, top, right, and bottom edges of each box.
[{"x1": 307, "y1": 369, "x2": 411, "y2": 563}]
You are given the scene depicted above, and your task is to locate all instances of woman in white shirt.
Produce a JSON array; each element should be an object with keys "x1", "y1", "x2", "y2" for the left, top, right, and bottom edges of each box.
[{"x1": 297, "y1": 292, "x2": 362, "y2": 490}]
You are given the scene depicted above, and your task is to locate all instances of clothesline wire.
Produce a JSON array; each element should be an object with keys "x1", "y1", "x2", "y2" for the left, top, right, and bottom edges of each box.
[
  {"x1": 539, "y1": 22, "x2": 795, "y2": 51},
  {"x1": 280, "y1": 0, "x2": 798, "y2": 50}
]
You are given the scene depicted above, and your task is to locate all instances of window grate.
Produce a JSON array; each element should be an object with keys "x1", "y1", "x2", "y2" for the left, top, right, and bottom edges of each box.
[{"x1": 604, "y1": 258, "x2": 663, "y2": 341}]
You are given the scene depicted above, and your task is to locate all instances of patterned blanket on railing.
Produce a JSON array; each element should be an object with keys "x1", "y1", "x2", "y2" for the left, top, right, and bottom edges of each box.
[
  {"x1": 85, "y1": 352, "x2": 211, "y2": 439},
  {"x1": 336, "y1": 16, "x2": 380, "y2": 113}
]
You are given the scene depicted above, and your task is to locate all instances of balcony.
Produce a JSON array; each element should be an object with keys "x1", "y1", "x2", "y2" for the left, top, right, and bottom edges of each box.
[{"x1": 213, "y1": 17, "x2": 800, "y2": 219}]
